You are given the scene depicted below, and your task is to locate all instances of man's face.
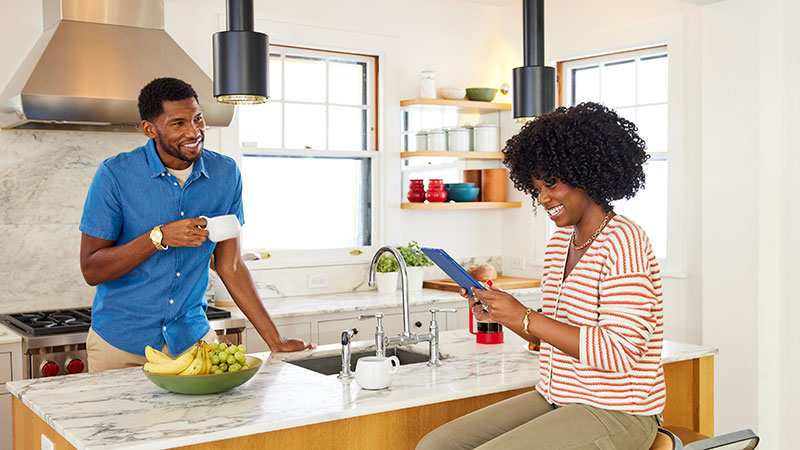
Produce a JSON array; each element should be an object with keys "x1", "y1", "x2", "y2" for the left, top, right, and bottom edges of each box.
[{"x1": 144, "y1": 97, "x2": 206, "y2": 166}]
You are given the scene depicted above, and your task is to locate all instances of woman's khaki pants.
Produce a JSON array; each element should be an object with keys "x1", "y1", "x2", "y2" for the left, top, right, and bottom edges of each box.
[{"x1": 416, "y1": 390, "x2": 658, "y2": 450}]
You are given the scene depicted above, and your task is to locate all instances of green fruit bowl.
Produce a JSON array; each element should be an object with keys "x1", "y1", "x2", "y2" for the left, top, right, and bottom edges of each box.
[{"x1": 143, "y1": 355, "x2": 263, "y2": 394}]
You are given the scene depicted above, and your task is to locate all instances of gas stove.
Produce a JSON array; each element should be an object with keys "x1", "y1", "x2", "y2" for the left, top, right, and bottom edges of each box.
[{"x1": 2, "y1": 306, "x2": 233, "y2": 379}]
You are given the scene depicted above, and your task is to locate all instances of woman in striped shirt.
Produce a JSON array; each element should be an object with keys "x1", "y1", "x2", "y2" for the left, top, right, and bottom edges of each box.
[{"x1": 417, "y1": 102, "x2": 663, "y2": 450}]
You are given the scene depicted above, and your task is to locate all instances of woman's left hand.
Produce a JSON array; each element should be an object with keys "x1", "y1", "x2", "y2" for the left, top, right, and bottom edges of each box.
[{"x1": 469, "y1": 284, "x2": 527, "y2": 328}]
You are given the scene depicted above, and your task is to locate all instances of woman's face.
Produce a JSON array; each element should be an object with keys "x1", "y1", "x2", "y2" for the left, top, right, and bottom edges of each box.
[{"x1": 532, "y1": 178, "x2": 595, "y2": 228}]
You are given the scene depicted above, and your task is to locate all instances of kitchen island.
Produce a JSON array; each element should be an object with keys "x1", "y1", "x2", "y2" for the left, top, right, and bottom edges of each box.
[{"x1": 10, "y1": 331, "x2": 716, "y2": 450}]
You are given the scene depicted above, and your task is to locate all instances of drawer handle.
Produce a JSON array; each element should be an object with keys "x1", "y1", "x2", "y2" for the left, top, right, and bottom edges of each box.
[{"x1": 415, "y1": 321, "x2": 422, "y2": 328}]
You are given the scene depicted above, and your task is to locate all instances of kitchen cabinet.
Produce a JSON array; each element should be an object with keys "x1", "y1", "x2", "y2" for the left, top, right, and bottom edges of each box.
[{"x1": 400, "y1": 98, "x2": 520, "y2": 210}]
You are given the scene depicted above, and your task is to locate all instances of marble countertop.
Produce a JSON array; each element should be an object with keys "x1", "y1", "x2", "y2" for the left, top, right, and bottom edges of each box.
[
  {"x1": 0, "y1": 322, "x2": 22, "y2": 345},
  {"x1": 8, "y1": 330, "x2": 715, "y2": 450}
]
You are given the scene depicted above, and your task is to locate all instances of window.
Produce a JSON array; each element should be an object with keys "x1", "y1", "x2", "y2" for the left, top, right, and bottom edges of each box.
[
  {"x1": 559, "y1": 46, "x2": 668, "y2": 258},
  {"x1": 237, "y1": 46, "x2": 377, "y2": 255}
]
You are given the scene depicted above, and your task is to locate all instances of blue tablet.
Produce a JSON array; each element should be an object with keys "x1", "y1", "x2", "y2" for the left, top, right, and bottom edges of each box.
[{"x1": 420, "y1": 247, "x2": 486, "y2": 292}]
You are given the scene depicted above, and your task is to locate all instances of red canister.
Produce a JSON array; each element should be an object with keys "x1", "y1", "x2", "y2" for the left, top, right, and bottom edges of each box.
[
  {"x1": 425, "y1": 179, "x2": 447, "y2": 202},
  {"x1": 407, "y1": 179, "x2": 426, "y2": 203}
]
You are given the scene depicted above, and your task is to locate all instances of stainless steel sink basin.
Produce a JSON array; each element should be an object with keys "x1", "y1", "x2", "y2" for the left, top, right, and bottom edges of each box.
[{"x1": 287, "y1": 347, "x2": 435, "y2": 376}]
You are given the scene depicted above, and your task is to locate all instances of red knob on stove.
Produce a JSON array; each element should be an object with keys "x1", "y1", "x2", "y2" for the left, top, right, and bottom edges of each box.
[
  {"x1": 41, "y1": 361, "x2": 59, "y2": 377},
  {"x1": 67, "y1": 358, "x2": 85, "y2": 374}
]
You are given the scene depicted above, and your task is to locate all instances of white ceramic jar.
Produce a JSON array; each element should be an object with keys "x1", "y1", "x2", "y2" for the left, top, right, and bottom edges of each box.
[
  {"x1": 420, "y1": 71, "x2": 436, "y2": 99},
  {"x1": 473, "y1": 123, "x2": 499, "y2": 152},
  {"x1": 447, "y1": 127, "x2": 470, "y2": 151},
  {"x1": 415, "y1": 131, "x2": 428, "y2": 151},
  {"x1": 427, "y1": 129, "x2": 447, "y2": 151}
]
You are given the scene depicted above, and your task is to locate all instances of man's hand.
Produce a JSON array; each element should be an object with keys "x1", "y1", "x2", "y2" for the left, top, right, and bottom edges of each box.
[
  {"x1": 160, "y1": 218, "x2": 209, "y2": 247},
  {"x1": 270, "y1": 337, "x2": 316, "y2": 353}
]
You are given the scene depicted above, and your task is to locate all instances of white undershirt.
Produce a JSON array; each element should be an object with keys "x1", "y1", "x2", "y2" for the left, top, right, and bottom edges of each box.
[{"x1": 166, "y1": 163, "x2": 194, "y2": 188}]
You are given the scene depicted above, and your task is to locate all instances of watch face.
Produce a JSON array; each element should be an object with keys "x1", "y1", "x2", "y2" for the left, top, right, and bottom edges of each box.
[{"x1": 151, "y1": 227, "x2": 163, "y2": 243}]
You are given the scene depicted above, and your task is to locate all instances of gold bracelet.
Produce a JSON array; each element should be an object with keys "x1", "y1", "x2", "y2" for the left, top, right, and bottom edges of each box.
[{"x1": 522, "y1": 308, "x2": 533, "y2": 334}]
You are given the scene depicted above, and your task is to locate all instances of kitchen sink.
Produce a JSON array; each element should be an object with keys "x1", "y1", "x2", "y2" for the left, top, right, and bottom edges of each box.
[{"x1": 287, "y1": 347, "x2": 438, "y2": 376}]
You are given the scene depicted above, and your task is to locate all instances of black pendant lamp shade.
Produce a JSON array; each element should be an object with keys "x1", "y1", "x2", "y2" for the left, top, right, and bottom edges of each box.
[
  {"x1": 512, "y1": 0, "x2": 555, "y2": 122},
  {"x1": 213, "y1": 0, "x2": 268, "y2": 104}
]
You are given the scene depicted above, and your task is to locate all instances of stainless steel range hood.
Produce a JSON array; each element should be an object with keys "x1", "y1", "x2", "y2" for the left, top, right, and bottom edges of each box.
[{"x1": 0, "y1": 0, "x2": 234, "y2": 132}]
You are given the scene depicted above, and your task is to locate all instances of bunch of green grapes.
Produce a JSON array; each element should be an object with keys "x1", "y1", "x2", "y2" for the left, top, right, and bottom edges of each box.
[{"x1": 208, "y1": 342, "x2": 249, "y2": 374}]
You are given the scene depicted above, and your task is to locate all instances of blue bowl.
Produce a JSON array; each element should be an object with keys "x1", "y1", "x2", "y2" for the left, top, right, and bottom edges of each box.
[
  {"x1": 447, "y1": 186, "x2": 480, "y2": 202},
  {"x1": 444, "y1": 183, "x2": 475, "y2": 189}
]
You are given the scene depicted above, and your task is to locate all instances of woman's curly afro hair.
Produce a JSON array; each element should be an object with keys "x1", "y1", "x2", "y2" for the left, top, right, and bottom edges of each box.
[{"x1": 503, "y1": 102, "x2": 649, "y2": 211}]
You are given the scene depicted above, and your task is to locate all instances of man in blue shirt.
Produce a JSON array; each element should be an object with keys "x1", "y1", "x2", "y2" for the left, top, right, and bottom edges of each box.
[{"x1": 80, "y1": 78, "x2": 313, "y2": 371}]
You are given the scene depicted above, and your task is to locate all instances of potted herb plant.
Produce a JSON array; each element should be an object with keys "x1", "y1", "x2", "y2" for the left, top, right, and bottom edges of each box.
[
  {"x1": 398, "y1": 240, "x2": 433, "y2": 291},
  {"x1": 375, "y1": 252, "x2": 400, "y2": 294}
]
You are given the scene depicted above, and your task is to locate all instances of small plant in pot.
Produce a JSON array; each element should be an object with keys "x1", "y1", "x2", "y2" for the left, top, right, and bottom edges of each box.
[
  {"x1": 375, "y1": 253, "x2": 400, "y2": 294},
  {"x1": 398, "y1": 240, "x2": 433, "y2": 291}
]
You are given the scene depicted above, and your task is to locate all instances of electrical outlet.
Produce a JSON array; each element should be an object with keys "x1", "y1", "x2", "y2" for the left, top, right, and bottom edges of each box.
[
  {"x1": 41, "y1": 434, "x2": 54, "y2": 450},
  {"x1": 511, "y1": 256, "x2": 524, "y2": 270},
  {"x1": 307, "y1": 273, "x2": 328, "y2": 289}
]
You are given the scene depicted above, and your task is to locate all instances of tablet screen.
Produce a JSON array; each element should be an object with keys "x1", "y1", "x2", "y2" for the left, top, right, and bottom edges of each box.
[{"x1": 420, "y1": 247, "x2": 485, "y2": 292}]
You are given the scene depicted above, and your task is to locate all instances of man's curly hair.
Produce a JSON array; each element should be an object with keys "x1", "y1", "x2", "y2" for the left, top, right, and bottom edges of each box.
[
  {"x1": 503, "y1": 102, "x2": 649, "y2": 211},
  {"x1": 138, "y1": 77, "x2": 198, "y2": 122}
]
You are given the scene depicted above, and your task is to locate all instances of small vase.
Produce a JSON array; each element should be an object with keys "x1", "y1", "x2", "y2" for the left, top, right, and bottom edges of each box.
[
  {"x1": 407, "y1": 266, "x2": 424, "y2": 291},
  {"x1": 407, "y1": 180, "x2": 426, "y2": 203},
  {"x1": 375, "y1": 271, "x2": 399, "y2": 294},
  {"x1": 425, "y1": 179, "x2": 447, "y2": 202}
]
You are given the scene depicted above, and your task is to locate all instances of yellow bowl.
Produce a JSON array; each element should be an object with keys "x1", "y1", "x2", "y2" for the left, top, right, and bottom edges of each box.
[{"x1": 143, "y1": 355, "x2": 263, "y2": 394}]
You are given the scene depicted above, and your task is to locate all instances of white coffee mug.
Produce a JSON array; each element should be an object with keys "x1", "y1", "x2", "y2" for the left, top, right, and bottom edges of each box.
[
  {"x1": 199, "y1": 214, "x2": 241, "y2": 242},
  {"x1": 355, "y1": 355, "x2": 400, "y2": 390}
]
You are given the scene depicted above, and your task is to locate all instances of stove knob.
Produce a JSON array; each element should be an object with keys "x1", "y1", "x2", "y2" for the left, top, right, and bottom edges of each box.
[
  {"x1": 41, "y1": 361, "x2": 59, "y2": 377},
  {"x1": 66, "y1": 358, "x2": 85, "y2": 374}
]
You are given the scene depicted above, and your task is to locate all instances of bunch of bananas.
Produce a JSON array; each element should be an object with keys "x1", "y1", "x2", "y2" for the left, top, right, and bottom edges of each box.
[{"x1": 143, "y1": 342, "x2": 213, "y2": 376}]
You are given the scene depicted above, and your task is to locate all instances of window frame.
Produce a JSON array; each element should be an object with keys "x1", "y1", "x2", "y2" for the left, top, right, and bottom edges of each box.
[
  {"x1": 225, "y1": 44, "x2": 381, "y2": 269},
  {"x1": 551, "y1": 45, "x2": 685, "y2": 274}
]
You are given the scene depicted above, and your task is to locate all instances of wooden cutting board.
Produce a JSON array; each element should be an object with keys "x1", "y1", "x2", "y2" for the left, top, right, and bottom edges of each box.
[{"x1": 423, "y1": 275, "x2": 541, "y2": 292}]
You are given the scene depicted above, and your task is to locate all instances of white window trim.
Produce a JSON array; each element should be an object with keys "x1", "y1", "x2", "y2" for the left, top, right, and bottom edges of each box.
[
  {"x1": 219, "y1": 45, "x2": 382, "y2": 269},
  {"x1": 539, "y1": 36, "x2": 687, "y2": 277}
]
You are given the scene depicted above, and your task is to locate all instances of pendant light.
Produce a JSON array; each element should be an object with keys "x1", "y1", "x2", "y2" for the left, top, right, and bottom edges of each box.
[
  {"x1": 512, "y1": 0, "x2": 555, "y2": 123},
  {"x1": 213, "y1": 0, "x2": 268, "y2": 104}
]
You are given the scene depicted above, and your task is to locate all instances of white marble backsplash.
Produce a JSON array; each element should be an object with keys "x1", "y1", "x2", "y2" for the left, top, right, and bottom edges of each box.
[
  {"x1": 0, "y1": 129, "x2": 145, "y2": 314},
  {"x1": 0, "y1": 127, "x2": 503, "y2": 314},
  {"x1": 235, "y1": 255, "x2": 502, "y2": 299}
]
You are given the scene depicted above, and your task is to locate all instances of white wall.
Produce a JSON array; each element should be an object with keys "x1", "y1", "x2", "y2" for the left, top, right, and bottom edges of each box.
[{"x1": 496, "y1": 0, "x2": 705, "y2": 345}]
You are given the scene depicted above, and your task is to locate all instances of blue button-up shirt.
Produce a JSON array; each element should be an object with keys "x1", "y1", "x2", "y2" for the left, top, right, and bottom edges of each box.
[{"x1": 80, "y1": 139, "x2": 244, "y2": 356}]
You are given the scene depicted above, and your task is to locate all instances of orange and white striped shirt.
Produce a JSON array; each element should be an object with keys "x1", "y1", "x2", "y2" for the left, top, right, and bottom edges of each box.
[{"x1": 535, "y1": 214, "x2": 665, "y2": 415}]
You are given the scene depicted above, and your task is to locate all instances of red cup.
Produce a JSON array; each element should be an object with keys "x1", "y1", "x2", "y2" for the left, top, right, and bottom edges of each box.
[
  {"x1": 426, "y1": 179, "x2": 447, "y2": 202},
  {"x1": 407, "y1": 180, "x2": 426, "y2": 203}
]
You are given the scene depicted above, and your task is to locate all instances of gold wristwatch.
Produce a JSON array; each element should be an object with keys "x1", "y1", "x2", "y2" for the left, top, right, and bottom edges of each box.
[
  {"x1": 149, "y1": 225, "x2": 168, "y2": 251},
  {"x1": 522, "y1": 308, "x2": 533, "y2": 334}
]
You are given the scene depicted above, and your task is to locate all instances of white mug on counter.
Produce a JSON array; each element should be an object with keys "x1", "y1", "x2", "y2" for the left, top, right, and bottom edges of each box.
[
  {"x1": 355, "y1": 355, "x2": 400, "y2": 390},
  {"x1": 199, "y1": 214, "x2": 241, "y2": 242}
]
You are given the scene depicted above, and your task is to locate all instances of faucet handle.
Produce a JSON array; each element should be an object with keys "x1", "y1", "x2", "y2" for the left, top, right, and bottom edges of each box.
[
  {"x1": 358, "y1": 312, "x2": 384, "y2": 320},
  {"x1": 429, "y1": 308, "x2": 457, "y2": 322}
]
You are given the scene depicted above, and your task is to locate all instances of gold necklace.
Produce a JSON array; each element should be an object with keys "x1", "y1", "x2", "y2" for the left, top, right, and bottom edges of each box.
[{"x1": 570, "y1": 211, "x2": 614, "y2": 250}]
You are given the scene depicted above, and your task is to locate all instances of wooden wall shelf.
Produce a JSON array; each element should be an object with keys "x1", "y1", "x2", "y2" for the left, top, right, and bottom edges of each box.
[
  {"x1": 400, "y1": 98, "x2": 511, "y2": 112},
  {"x1": 401, "y1": 202, "x2": 521, "y2": 210}
]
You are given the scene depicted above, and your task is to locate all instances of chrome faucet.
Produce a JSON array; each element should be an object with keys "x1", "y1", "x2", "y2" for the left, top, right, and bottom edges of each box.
[
  {"x1": 366, "y1": 246, "x2": 456, "y2": 365},
  {"x1": 337, "y1": 328, "x2": 358, "y2": 380},
  {"x1": 368, "y1": 246, "x2": 411, "y2": 335}
]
